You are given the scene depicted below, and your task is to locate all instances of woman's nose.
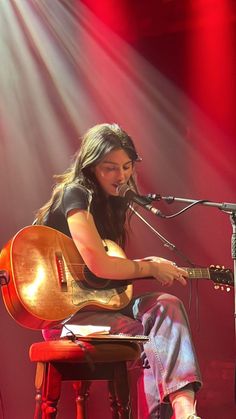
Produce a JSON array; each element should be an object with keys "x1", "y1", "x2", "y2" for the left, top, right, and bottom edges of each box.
[{"x1": 117, "y1": 168, "x2": 126, "y2": 182}]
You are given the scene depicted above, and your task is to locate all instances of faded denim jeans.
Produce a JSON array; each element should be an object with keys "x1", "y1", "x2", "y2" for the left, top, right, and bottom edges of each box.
[{"x1": 43, "y1": 292, "x2": 202, "y2": 418}]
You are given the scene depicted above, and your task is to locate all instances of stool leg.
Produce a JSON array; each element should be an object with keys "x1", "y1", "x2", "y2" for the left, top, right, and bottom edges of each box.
[
  {"x1": 41, "y1": 363, "x2": 62, "y2": 418},
  {"x1": 73, "y1": 381, "x2": 91, "y2": 419},
  {"x1": 108, "y1": 380, "x2": 119, "y2": 419},
  {"x1": 112, "y1": 362, "x2": 132, "y2": 419},
  {"x1": 34, "y1": 362, "x2": 45, "y2": 419}
]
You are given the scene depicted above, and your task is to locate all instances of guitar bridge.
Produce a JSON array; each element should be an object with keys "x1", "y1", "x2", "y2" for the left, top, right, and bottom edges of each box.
[{"x1": 55, "y1": 252, "x2": 67, "y2": 292}]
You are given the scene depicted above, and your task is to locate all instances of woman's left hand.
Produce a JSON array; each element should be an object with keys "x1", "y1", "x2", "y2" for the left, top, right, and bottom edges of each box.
[{"x1": 140, "y1": 256, "x2": 188, "y2": 287}]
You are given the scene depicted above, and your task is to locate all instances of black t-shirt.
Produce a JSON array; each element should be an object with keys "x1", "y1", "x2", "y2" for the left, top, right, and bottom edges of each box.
[
  {"x1": 43, "y1": 184, "x2": 92, "y2": 238},
  {"x1": 42, "y1": 184, "x2": 114, "y2": 241}
]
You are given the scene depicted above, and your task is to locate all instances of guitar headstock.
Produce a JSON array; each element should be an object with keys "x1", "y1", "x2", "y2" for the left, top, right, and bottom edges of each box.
[{"x1": 209, "y1": 265, "x2": 234, "y2": 292}]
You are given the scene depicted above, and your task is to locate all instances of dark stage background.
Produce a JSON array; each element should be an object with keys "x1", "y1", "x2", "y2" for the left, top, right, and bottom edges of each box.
[{"x1": 0, "y1": 1, "x2": 235, "y2": 418}]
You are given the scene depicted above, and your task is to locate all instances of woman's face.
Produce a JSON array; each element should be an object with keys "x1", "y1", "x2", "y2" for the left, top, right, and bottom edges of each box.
[{"x1": 93, "y1": 149, "x2": 133, "y2": 196}]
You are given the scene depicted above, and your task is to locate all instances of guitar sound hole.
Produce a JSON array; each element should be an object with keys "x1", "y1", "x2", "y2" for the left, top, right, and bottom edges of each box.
[
  {"x1": 83, "y1": 267, "x2": 111, "y2": 289},
  {"x1": 83, "y1": 267, "x2": 130, "y2": 290}
]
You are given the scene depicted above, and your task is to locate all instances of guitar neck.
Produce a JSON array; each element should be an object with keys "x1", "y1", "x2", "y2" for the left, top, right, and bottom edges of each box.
[{"x1": 184, "y1": 267, "x2": 234, "y2": 289}]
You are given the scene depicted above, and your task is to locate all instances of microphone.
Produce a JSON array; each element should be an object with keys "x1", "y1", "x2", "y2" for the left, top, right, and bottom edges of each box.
[{"x1": 117, "y1": 184, "x2": 163, "y2": 217}]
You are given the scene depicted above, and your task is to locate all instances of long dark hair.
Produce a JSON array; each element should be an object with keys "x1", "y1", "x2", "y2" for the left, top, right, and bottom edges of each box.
[{"x1": 36, "y1": 123, "x2": 141, "y2": 246}]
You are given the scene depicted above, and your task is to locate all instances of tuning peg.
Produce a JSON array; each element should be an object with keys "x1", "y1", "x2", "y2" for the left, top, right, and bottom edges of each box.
[
  {"x1": 210, "y1": 264, "x2": 226, "y2": 270},
  {"x1": 210, "y1": 264, "x2": 221, "y2": 271},
  {"x1": 214, "y1": 284, "x2": 231, "y2": 292}
]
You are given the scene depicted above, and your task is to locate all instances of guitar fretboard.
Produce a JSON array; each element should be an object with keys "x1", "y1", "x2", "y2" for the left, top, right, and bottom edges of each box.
[{"x1": 184, "y1": 268, "x2": 210, "y2": 279}]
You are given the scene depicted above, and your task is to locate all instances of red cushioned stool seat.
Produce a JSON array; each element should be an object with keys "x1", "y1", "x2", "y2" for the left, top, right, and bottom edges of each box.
[{"x1": 29, "y1": 339, "x2": 141, "y2": 419}]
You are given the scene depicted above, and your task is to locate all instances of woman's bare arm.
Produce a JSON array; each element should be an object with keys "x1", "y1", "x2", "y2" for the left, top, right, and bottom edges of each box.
[{"x1": 67, "y1": 209, "x2": 187, "y2": 285}]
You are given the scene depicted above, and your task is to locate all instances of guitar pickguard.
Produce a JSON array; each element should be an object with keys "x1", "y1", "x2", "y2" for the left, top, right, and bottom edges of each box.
[{"x1": 71, "y1": 280, "x2": 127, "y2": 307}]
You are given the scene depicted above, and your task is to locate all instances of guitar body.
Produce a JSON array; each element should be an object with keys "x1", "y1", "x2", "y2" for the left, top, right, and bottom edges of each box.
[{"x1": 0, "y1": 225, "x2": 133, "y2": 329}]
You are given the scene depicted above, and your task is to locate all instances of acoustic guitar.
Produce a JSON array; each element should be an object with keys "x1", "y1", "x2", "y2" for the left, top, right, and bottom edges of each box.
[{"x1": 0, "y1": 225, "x2": 234, "y2": 330}]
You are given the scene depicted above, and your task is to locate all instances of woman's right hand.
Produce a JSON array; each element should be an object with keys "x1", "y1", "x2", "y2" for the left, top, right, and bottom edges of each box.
[{"x1": 142, "y1": 256, "x2": 188, "y2": 287}]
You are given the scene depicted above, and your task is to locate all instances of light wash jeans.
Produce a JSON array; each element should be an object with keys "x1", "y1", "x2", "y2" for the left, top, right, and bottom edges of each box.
[{"x1": 43, "y1": 292, "x2": 202, "y2": 418}]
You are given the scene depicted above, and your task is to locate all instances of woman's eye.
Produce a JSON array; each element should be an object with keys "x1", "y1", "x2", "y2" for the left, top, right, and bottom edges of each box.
[
  {"x1": 105, "y1": 166, "x2": 116, "y2": 171},
  {"x1": 103, "y1": 164, "x2": 132, "y2": 172}
]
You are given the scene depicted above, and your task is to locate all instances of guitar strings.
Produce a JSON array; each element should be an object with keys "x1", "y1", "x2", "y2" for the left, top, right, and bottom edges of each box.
[{"x1": 59, "y1": 263, "x2": 213, "y2": 277}]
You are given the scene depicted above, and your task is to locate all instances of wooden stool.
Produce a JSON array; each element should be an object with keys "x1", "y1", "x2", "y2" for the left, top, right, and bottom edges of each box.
[{"x1": 29, "y1": 339, "x2": 141, "y2": 419}]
